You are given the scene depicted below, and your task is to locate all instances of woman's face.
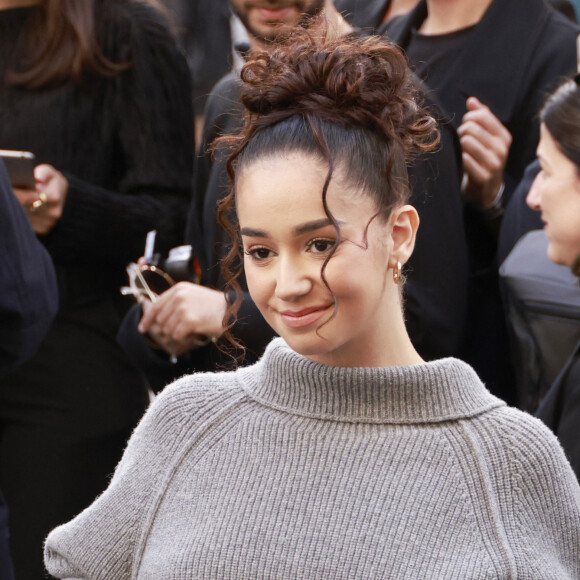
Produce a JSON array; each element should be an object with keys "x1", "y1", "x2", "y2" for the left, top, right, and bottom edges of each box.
[
  {"x1": 527, "y1": 124, "x2": 580, "y2": 267},
  {"x1": 236, "y1": 152, "x2": 406, "y2": 367}
]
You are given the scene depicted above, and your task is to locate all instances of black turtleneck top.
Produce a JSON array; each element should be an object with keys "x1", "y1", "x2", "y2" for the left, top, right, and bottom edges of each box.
[{"x1": 0, "y1": 1, "x2": 193, "y2": 308}]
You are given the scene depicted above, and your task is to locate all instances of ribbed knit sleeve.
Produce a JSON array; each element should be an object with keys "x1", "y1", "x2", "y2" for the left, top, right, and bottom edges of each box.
[
  {"x1": 501, "y1": 412, "x2": 580, "y2": 577},
  {"x1": 463, "y1": 408, "x2": 580, "y2": 578},
  {"x1": 39, "y1": 0, "x2": 194, "y2": 269},
  {"x1": 43, "y1": 373, "x2": 246, "y2": 579}
]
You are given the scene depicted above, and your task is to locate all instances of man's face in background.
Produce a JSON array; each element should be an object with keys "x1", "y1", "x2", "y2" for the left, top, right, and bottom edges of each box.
[{"x1": 229, "y1": 0, "x2": 325, "y2": 43}]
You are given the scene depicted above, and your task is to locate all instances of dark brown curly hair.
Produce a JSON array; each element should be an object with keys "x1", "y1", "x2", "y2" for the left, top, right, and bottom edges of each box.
[{"x1": 216, "y1": 29, "x2": 440, "y2": 352}]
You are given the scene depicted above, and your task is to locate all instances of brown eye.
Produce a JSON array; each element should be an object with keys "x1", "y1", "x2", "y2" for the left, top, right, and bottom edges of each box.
[
  {"x1": 308, "y1": 239, "x2": 335, "y2": 254},
  {"x1": 245, "y1": 247, "x2": 274, "y2": 261}
]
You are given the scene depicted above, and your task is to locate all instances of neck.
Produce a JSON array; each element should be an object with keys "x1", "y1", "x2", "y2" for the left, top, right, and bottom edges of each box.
[
  {"x1": 421, "y1": 0, "x2": 493, "y2": 34},
  {"x1": 248, "y1": 0, "x2": 353, "y2": 52},
  {"x1": 309, "y1": 288, "x2": 424, "y2": 368},
  {"x1": 383, "y1": 0, "x2": 419, "y2": 23},
  {"x1": 0, "y1": 0, "x2": 38, "y2": 8},
  {"x1": 320, "y1": 0, "x2": 354, "y2": 38}
]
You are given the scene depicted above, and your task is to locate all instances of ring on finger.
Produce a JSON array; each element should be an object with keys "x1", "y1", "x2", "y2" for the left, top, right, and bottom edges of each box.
[{"x1": 30, "y1": 192, "x2": 48, "y2": 213}]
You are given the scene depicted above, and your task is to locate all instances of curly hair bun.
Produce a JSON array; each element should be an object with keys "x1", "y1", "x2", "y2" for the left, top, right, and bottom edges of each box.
[{"x1": 239, "y1": 28, "x2": 438, "y2": 158}]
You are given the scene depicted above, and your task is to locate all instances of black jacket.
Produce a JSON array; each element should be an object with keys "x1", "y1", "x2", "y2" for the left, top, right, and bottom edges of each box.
[
  {"x1": 334, "y1": 0, "x2": 389, "y2": 31},
  {"x1": 0, "y1": 158, "x2": 58, "y2": 580},
  {"x1": 0, "y1": 159, "x2": 57, "y2": 376},
  {"x1": 382, "y1": 0, "x2": 579, "y2": 193},
  {"x1": 537, "y1": 340, "x2": 580, "y2": 481}
]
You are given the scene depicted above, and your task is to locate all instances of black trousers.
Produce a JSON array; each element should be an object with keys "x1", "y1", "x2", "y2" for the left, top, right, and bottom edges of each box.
[{"x1": 0, "y1": 299, "x2": 149, "y2": 579}]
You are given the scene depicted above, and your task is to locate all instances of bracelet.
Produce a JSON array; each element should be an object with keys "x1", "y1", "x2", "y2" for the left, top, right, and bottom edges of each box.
[
  {"x1": 462, "y1": 173, "x2": 506, "y2": 219},
  {"x1": 483, "y1": 182, "x2": 505, "y2": 211},
  {"x1": 480, "y1": 182, "x2": 506, "y2": 219}
]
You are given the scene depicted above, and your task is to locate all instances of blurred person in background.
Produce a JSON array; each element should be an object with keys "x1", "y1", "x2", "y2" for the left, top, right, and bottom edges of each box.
[
  {"x1": 334, "y1": 0, "x2": 576, "y2": 32},
  {"x1": 526, "y1": 77, "x2": 580, "y2": 480},
  {"x1": 0, "y1": 0, "x2": 193, "y2": 577}
]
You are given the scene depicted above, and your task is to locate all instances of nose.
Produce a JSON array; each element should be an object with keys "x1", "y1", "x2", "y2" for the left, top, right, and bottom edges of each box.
[
  {"x1": 275, "y1": 255, "x2": 313, "y2": 301},
  {"x1": 526, "y1": 171, "x2": 542, "y2": 211}
]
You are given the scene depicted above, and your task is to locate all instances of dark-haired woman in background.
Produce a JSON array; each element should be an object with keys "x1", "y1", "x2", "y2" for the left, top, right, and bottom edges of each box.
[
  {"x1": 526, "y1": 77, "x2": 580, "y2": 480},
  {"x1": 0, "y1": 0, "x2": 193, "y2": 576},
  {"x1": 46, "y1": 31, "x2": 579, "y2": 579}
]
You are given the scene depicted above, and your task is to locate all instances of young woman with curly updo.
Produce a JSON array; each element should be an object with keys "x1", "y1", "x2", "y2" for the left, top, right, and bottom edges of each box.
[{"x1": 45, "y1": 32, "x2": 580, "y2": 579}]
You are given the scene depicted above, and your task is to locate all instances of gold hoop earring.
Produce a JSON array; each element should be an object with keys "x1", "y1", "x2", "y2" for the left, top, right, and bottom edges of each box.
[{"x1": 393, "y1": 261, "x2": 402, "y2": 285}]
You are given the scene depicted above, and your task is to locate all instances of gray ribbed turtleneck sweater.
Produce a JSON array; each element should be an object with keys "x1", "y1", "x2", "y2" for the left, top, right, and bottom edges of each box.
[{"x1": 45, "y1": 338, "x2": 580, "y2": 579}]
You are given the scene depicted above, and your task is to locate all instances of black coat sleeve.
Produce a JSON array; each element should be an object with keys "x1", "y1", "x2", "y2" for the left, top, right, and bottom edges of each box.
[
  {"x1": 536, "y1": 343, "x2": 580, "y2": 481},
  {"x1": 0, "y1": 159, "x2": 58, "y2": 376}
]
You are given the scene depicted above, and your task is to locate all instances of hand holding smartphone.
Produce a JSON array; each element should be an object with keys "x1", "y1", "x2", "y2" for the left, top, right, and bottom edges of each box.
[{"x1": 0, "y1": 149, "x2": 36, "y2": 189}]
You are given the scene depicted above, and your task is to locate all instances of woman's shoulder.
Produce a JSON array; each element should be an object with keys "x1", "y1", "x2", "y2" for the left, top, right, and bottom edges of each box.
[
  {"x1": 149, "y1": 368, "x2": 250, "y2": 425},
  {"x1": 476, "y1": 403, "x2": 564, "y2": 451},
  {"x1": 471, "y1": 404, "x2": 579, "y2": 488}
]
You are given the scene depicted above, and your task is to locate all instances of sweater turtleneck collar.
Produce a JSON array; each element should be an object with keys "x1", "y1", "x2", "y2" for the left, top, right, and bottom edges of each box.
[{"x1": 238, "y1": 338, "x2": 505, "y2": 424}]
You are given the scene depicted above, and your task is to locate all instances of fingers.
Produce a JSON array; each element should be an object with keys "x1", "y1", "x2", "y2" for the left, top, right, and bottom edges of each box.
[
  {"x1": 150, "y1": 284, "x2": 209, "y2": 337},
  {"x1": 12, "y1": 187, "x2": 41, "y2": 208},
  {"x1": 14, "y1": 165, "x2": 69, "y2": 234},
  {"x1": 144, "y1": 325, "x2": 208, "y2": 357},
  {"x1": 458, "y1": 97, "x2": 512, "y2": 207},
  {"x1": 460, "y1": 98, "x2": 511, "y2": 147},
  {"x1": 138, "y1": 298, "x2": 158, "y2": 333},
  {"x1": 138, "y1": 283, "x2": 200, "y2": 335},
  {"x1": 460, "y1": 133, "x2": 504, "y2": 183},
  {"x1": 137, "y1": 282, "x2": 227, "y2": 353},
  {"x1": 33, "y1": 163, "x2": 58, "y2": 183}
]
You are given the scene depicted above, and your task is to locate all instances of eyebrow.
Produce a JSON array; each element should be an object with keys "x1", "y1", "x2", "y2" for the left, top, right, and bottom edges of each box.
[{"x1": 241, "y1": 218, "x2": 343, "y2": 238}]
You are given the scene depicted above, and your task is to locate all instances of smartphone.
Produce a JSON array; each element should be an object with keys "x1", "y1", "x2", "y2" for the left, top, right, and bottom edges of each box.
[{"x1": 0, "y1": 149, "x2": 36, "y2": 189}]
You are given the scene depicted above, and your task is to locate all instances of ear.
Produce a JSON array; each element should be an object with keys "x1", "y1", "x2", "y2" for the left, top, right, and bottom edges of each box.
[{"x1": 388, "y1": 204, "x2": 419, "y2": 268}]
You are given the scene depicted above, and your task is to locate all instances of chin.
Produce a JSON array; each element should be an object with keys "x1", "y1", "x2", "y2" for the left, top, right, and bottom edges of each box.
[
  {"x1": 279, "y1": 332, "x2": 337, "y2": 359},
  {"x1": 250, "y1": 19, "x2": 293, "y2": 41},
  {"x1": 547, "y1": 244, "x2": 566, "y2": 266}
]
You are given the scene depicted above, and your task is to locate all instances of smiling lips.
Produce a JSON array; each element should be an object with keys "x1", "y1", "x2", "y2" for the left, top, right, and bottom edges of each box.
[{"x1": 278, "y1": 305, "x2": 333, "y2": 328}]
